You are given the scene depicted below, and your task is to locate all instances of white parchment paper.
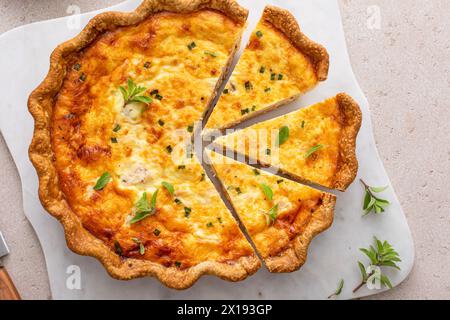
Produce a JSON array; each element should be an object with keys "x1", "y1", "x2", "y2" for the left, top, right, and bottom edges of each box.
[{"x1": 0, "y1": 0, "x2": 414, "y2": 299}]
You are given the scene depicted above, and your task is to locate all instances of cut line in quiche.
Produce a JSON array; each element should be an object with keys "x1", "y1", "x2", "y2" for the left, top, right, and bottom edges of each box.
[
  {"x1": 206, "y1": 150, "x2": 336, "y2": 273},
  {"x1": 212, "y1": 93, "x2": 362, "y2": 191},
  {"x1": 205, "y1": 5, "x2": 329, "y2": 131},
  {"x1": 28, "y1": 0, "x2": 262, "y2": 289}
]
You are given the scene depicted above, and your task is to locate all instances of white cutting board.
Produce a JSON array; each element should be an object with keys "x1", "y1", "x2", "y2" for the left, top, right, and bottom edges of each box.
[{"x1": 0, "y1": 0, "x2": 414, "y2": 300}]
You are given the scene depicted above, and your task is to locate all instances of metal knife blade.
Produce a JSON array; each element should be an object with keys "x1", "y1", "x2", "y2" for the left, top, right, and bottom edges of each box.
[{"x1": 0, "y1": 231, "x2": 10, "y2": 259}]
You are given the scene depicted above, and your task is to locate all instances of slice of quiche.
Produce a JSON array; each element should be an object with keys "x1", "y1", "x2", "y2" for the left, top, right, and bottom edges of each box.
[
  {"x1": 212, "y1": 93, "x2": 362, "y2": 191},
  {"x1": 205, "y1": 5, "x2": 329, "y2": 131},
  {"x1": 206, "y1": 150, "x2": 336, "y2": 272}
]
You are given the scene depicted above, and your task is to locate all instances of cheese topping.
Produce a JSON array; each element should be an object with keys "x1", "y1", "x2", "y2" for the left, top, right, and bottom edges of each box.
[
  {"x1": 51, "y1": 10, "x2": 254, "y2": 268},
  {"x1": 205, "y1": 19, "x2": 318, "y2": 130}
]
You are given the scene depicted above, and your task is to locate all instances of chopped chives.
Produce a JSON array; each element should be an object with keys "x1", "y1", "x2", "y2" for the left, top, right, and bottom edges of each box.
[
  {"x1": 187, "y1": 42, "x2": 196, "y2": 50},
  {"x1": 184, "y1": 207, "x2": 191, "y2": 217},
  {"x1": 158, "y1": 119, "x2": 165, "y2": 126},
  {"x1": 259, "y1": 66, "x2": 266, "y2": 73},
  {"x1": 166, "y1": 145, "x2": 173, "y2": 153},
  {"x1": 204, "y1": 51, "x2": 217, "y2": 57},
  {"x1": 241, "y1": 108, "x2": 250, "y2": 115},
  {"x1": 111, "y1": 137, "x2": 118, "y2": 143},
  {"x1": 113, "y1": 124, "x2": 121, "y2": 132},
  {"x1": 256, "y1": 30, "x2": 263, "y2": 38}
]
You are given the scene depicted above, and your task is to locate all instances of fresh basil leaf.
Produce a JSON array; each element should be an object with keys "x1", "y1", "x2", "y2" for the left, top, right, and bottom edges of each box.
[
  {"x1": 358, "y1": 261, "x2": 367, "y2": 281},
  {"x1": 267, "y1": 204, "x2": 279, "y2": 225},
  {"x1": 132, "y1": 238, "x2": 145, "y2": 255},
  {"x1": 277, "y1": 126, "x2": 289, "y2": 146},
  {"x1": 370, "y1": 186, "x2": 389, "y2": 193},
  {"x1": 135, "y1": 192, "x2": 150, "y2": 212},
  {"x1": 363, "y1": 192, "x2": 371, "y2": 210},
  {"x1": 131, "y1": 95, "x2": 152, "y2": 104},
  {"x1": 150, "y1": 189, "x2": 159, "y2": 208},
  {"x1": 260, "y1": 183, "x2": 273, "y2": 201},
  {"x1": 305, "y1": 144, "x2": 324, "y2": 158},
  {"x1": 335, "y1": 279, "x2": 344, "y2": 295},
  {"x1": 93, "y1": 172, "x2": 111, "y2": 191},
  {"x1": 162, "y1": 182, "x2": 174, "y2": 196},
  {"x1": 119, "y1": 86, "x2": 129, "y2": 102},
  {"x1": 380, "y1": 274, "x2": 393, "y2": 289}
]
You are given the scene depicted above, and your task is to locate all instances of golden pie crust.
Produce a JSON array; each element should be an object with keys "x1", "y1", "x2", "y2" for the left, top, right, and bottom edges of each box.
[{"x1": 28, "y1": 0, "x2": 262, "y2": 290}]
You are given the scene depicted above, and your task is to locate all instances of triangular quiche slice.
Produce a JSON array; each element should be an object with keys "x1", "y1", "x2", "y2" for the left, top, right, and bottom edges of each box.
[
  {"x1": 206, "y1": 150, "x2": 336, "y2": 272},
  {"x1": 212, "y1": 93, "x2": 362, "y2": 191},
  {"x1": 205, "y1": 5, "x2": 329, "y2": 131}
]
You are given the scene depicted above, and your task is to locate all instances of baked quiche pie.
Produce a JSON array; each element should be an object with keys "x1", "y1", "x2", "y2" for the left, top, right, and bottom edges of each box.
[
  {"x1": 205, "y1": 5, "x2": 329, "y2": 131},
  {"x1": 206, "y1": 150, "x2": 336, "y2": 272},
  {"x1": 212, "y1": 94, "x2": 362, "y2": 191},
  {"x1": 28, "y1": 0, "x2": 261, "y2": 289}
]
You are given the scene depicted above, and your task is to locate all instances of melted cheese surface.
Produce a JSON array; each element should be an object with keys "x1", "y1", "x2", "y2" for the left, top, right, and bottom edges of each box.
[
  {"x1": 52, "y1": 10, "x2": 255, "y2": 268},
  {"x1": 213, "y1": 97, "x2": 344, "y2": 189},
  {"x1": 205, "y1": 19, "x2": 318, "y2": 130},
  {"x1": 207, "y1": 150, "x2": 327, "y2": 258}
]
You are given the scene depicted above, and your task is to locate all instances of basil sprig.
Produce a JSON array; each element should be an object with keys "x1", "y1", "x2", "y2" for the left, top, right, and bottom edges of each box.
[
  {"x1": 129, "y1": 189, "x2": 158, "y2": 224},
  {"x1": 277, "y1": 126, "x2": 289, "y2": 146},
  {"x1": 119, "y1": 79, "x2": 152, "y2": 105},
  {"x1": 361, "y1": 180, "x2": 390, "y2": 215}
]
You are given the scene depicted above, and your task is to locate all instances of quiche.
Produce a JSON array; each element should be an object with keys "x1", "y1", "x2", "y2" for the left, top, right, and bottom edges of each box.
[
  {"x1": 205, "y1": 5, "x2": 329, "y2": 131},
  {"x1": 212, "y1": 94, "x2": 362, "y2": 191},
  {"x1": 28, "y1": 0, "x2": 261, "y2": 289},
  {"x1": 206, "y1": 150, "x2": 336, "y2": 272}
]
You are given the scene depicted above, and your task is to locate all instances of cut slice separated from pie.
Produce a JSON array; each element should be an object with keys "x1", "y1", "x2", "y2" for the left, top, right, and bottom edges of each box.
[
  {"x1": 212, "y1": 93, "x2": 362, "y2": 191},
  {"x1": 206, "y1": 150, "x2": 336, "y2": 272},
  {"x1": 205, "y1": 5, "x2": 329, "y2": 131},
  {"x1": 28, "y1": 0, "x2": 263, "y2": 289}
]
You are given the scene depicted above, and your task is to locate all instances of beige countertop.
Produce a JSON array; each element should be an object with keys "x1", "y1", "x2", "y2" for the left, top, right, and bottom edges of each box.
[{"x1": 0, "y1": 0, "x2": 449, "y2": 300}]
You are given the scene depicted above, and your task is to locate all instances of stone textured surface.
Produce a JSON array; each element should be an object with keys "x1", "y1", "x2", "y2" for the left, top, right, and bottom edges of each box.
[{"x1": 0, "y1": 0, "x2": 449, "y2": 299}]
